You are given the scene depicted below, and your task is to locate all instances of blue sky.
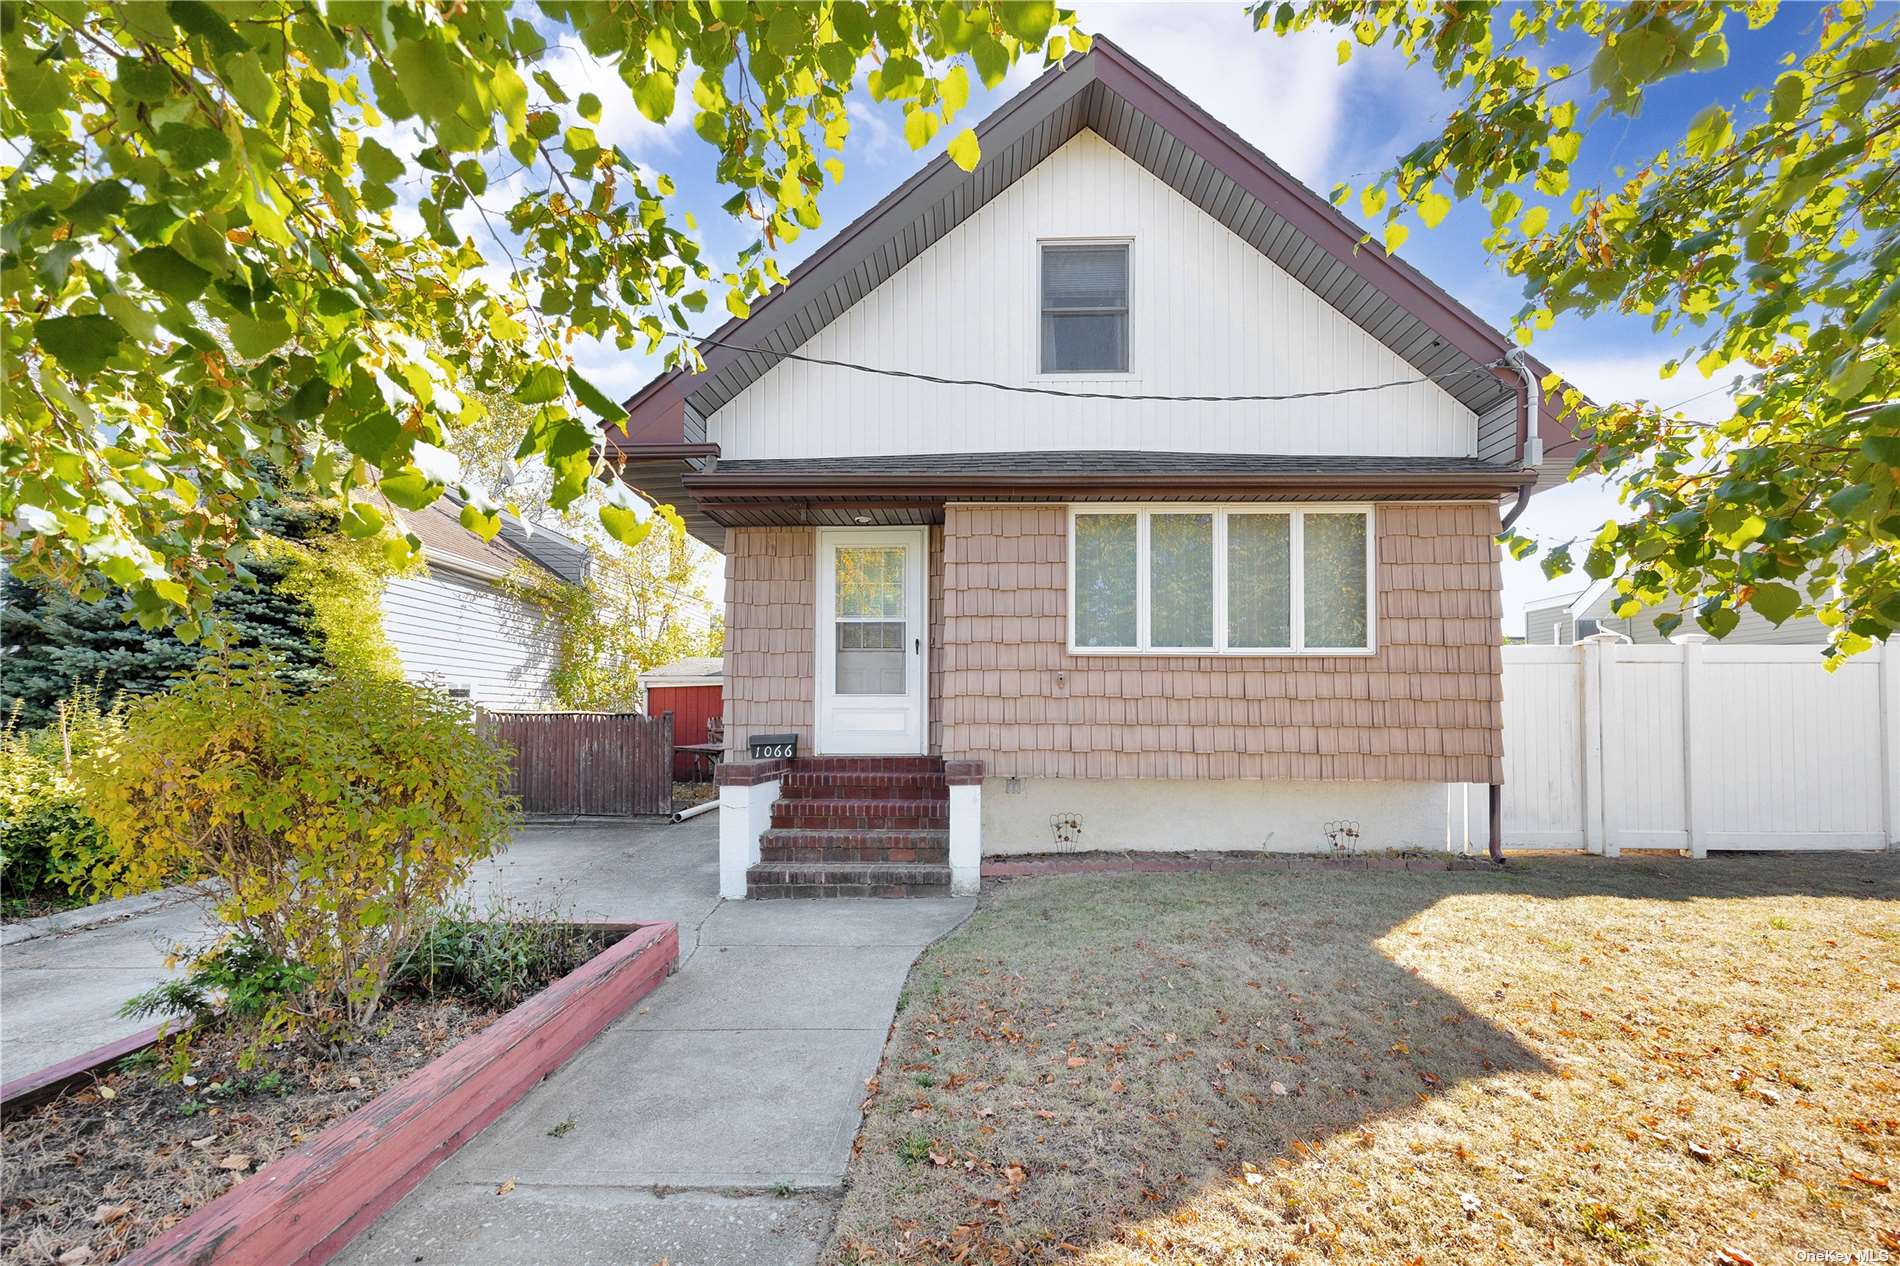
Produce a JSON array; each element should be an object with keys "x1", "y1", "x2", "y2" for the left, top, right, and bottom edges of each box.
[{"x1": 553, "y1": 3, "x2": 1821, "y2": 634}]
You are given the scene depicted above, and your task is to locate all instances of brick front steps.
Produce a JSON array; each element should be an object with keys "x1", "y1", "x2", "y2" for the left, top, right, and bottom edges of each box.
[{"x1": 746, "y1": 756, "x2": 952, "y2": 898}]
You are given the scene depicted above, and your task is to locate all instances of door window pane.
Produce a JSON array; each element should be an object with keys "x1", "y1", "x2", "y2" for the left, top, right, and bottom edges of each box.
[
  {"x1": 1073, "y1": 513, "x2": 1137, "y2": 647},
  {"x1": 1303, "y1": 512, "x2": 1369, "y2": 648},
  {"x1": 1149, "y1": 513, "x2": 1213, "y2": 648},
  {"x1": 1041, "y1": 244, "x2": 1128, "y2": 373},
  {"x1": 1227, "y1": 513, "x2": 1291, "y2": 647},
  {"x1": 836, "y1": 620, "x2": 906, "y2": 695},
  {"x1": 835, "y1": 546, "x2": 905, "y2": 618}
]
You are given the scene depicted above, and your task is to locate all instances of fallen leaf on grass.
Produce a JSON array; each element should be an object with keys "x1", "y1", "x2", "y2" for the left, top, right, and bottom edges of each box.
[
  {"x1": 496, "y1": 1180, "x2": 515, "y2": 1196},
  {"x1": 188, "y1": 1135, "x2": 215, "y2": 1150},
  {"x1": 217, "y1": 1155, "x2": 252, "y2": 1171},
  {"x1": 89, "y1": 1204, "x2": 131, "y2": 1225},
  {"x1": 1270, "y1": 1081, "x2": 1288, "y2": 1097},
  {"x1": 56, "y1": 1248, "x2": 93, "y2": 1265},
  {"x1": 1688, "y1": 1142, "x2": 1715, "y2": 1163},
  {"x1": 96, "y1": 1086, "x2": 116, "y2": 1101},
  {"x1": 1714, "y1": 1248, "x2": 1758, "y2": 1266},
  {"x1": 1065, "y1": 1056, "x2": 1087, "y2": 1068},
  {"x1": 1460, "y1": 1192, "x2": 1481, "y2": 1219},
  {"x1": 1846, "y1": 1170, "x2": 1890, "y2": 1191}
]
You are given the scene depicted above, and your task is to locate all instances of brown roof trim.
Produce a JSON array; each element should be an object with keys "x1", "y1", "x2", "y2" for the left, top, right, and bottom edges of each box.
[{"x1": 605, "y1": 441, "x2": 720, "y2": 461}]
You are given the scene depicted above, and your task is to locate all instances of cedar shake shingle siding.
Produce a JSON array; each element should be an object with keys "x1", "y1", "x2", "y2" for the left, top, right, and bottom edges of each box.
[
  {"x1": 938, "y1": 503, "x2": 1504, "y2": 783},
  {"x1": 723, "y1": 505, "x2": 1502, "y2": 782},
  {"x1": 722, "y1": 528, "x2": 815, "y2": 757}
]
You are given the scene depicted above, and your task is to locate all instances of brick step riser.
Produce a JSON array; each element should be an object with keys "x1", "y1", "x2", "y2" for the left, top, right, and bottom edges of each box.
[
  {"x1": 760, "y1": 845, "x2": 950, "y2": 865},
  {"x1": 744, "y1": 861, "x2": 952, "y2": 899},
  {"x1": 749, "y1": 881, "x2": 951, "y2": 899},
  {"x1": 770, "y1": 800, "x2": 947, "y2": 830},
  {"x1": 772, "y1": 813, "x2": 948, "y2": 831},
  {"x1": 778, "y1": 781, "x2": 949, "y2": 802},
  {"x1": 785, "y1": 757, "x2": 943, "y2": 774}
]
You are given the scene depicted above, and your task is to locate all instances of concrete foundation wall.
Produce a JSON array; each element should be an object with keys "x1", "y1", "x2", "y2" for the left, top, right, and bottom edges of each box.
[{"x1": 980, "y1": 777, "x2": 1450, "y2": 854}]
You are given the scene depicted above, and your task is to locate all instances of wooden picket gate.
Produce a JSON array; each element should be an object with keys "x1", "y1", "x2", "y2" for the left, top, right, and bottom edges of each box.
[{"x1": 479, "y1": 711, "x2": 675, "y2": 817}]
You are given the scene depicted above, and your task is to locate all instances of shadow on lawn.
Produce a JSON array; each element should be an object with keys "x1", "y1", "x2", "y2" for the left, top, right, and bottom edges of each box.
[{"x1": 846, "y1": 851, "x2": 1898, "y2": 1262}]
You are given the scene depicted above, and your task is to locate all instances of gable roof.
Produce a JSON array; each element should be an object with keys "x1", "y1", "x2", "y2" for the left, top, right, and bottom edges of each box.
[
  {"x1": 403, "y1": 497, "x2": 589, "y2": 586},
  {"x1": 614, "y1": 37, "x2": 1568, "y2": 473}
]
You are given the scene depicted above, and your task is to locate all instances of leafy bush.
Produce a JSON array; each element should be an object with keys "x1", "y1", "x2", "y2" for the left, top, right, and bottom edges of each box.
[
  {"x1": 78, "y1": 655, "x2": 516, "y2": 1038},
  {"x1": 121, "y1": 933, "x2": 317, "y2": 1034},
  {"x1": 390, "y1": 896, "x2": 604, "y2": 1011},
  {"x1": 0, "y1": 689, "x2": 132, "y2": 907}
]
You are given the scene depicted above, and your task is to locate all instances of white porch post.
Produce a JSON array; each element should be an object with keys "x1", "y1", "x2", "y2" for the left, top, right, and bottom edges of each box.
[
  {"x1": 946, "y1": 760, "x2": 984, "y2": 895},
  {"x1": 718, "y1": 766, "x2": 783, "y2": 900}
]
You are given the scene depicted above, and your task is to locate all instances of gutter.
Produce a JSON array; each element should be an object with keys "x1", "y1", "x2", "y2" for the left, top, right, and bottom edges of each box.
[
  {"x1": 683, "y1": 469, "x2": 1533, "y2": 501},
  {"x1": 1500, "y1": 349, "x2": 1543, "y2": 532}
]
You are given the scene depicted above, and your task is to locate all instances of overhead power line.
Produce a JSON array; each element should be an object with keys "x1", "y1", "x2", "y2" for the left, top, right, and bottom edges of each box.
[{"x1": 692, "y1": 334, "x2": 1507, "y2": 404}]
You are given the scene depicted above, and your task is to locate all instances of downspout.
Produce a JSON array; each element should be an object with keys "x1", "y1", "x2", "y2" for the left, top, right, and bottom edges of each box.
[{"x1": 1499, "y1": 348, "x2": 1543, "y2": 532}]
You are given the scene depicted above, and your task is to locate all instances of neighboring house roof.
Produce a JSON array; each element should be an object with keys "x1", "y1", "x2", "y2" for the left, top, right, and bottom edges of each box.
[
  {"x1": 612, "y1": 36, "x2": 1570, "y2": 470},
  {"x1": 1524, "y1": 588, "x2": 1590, "y2": 615},
  {"x1": 642, "y1": 655, "x2": 724, "y2": 688},
  {"x1": 401, "y1": 498, "x2": 589, "y2": 585}
]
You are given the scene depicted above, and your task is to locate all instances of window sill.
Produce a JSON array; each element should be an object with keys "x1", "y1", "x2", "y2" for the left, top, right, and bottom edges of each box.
[
  {"x1": 1065, "y1": 646, "x2": 1378, "y2": 658},
  {"x1": 1029, "y1": 372, "x2": 1142, "y2": 384}
]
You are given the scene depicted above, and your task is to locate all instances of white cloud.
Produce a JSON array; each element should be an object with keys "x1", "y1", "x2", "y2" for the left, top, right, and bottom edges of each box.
[
  {"x1": 538, "y1": 37, "x2": 694, "y2": 157},
  {"x1": 1077, "y1": 3, "x2": 1431, "y2": 189}
]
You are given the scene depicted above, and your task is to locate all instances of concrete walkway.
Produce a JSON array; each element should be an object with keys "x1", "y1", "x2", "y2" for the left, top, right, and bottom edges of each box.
[
  {"x1": 0, "y1": 889, "x2": 206, "y2": 1083},
  {"x1": 340, "y1": 818, "x2": 973, "y2": 1266}
]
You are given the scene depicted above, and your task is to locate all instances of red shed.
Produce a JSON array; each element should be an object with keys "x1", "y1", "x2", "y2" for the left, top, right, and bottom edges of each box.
[{"x1": 643, "y1": 656, "x2": 724, "y2": 779}]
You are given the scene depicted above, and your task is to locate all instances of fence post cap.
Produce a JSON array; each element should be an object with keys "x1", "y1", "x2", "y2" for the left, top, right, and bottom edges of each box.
[
  {"x1": 1669, "y1": 633, "x2": 1715, "y2": 645},
  {"x1": 1580, "y1": 631, "x2": 1630, "y2": 644}
]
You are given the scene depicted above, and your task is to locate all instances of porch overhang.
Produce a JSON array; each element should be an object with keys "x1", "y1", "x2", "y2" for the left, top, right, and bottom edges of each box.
[{"x1": 666, "y1": 451, "x2": 1532, "y2": 539}]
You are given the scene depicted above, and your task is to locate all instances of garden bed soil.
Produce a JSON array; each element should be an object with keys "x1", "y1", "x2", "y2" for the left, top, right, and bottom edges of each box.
[{"x1": 1, "y1": 929, "x2": 624, "y2": 1266}]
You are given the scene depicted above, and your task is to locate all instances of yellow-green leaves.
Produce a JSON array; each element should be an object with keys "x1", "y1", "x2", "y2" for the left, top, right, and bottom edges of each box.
[
  {"x1": 631, "y1": 70, "x2": 676, "y2": 125},
  {"x1": 1417, "y1": 189, "x2": 1452, "y2": 228},
  {"x1": 947, "y1": 128, "x2": 982, "y2": 172},
  {"x1": 1685, "y1": 105, "x2": 1734, "y2": 159},
  {"x1": 4, "y1": 0, "x2": 1082, "y2": 628}
]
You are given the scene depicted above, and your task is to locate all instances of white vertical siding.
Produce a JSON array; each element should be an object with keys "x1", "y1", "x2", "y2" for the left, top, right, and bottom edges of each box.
[
  {"x1": 710, "y1": 132, "x2": 1477, "y2": 461},
  {"x1": 381, "y1": 571, "x2": 560, "y2": 710}
]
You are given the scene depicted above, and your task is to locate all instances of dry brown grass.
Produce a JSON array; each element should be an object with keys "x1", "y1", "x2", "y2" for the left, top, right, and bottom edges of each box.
[{"x1": 828, "y1": 853, "x2": 1899, "y2": 1265}]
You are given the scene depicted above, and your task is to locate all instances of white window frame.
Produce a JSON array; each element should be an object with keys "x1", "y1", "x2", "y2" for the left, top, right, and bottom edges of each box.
[
  {"x1": 1065, "y1": 503, "x2": 1377, "y2": 657},
  {"x1": 1035, "y1": 237, "x2": 1135, "y2": 379}
]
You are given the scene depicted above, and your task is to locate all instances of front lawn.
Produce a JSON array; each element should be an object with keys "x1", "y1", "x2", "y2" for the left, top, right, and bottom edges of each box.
[{"x1": 830, "y1": 854, "x2": 1898, "y2": 1264}]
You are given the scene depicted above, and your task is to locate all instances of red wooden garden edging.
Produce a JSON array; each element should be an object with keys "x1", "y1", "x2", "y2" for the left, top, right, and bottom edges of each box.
[{"x1": 114, "y1": 920, "x2": 678, "y2": 1266}]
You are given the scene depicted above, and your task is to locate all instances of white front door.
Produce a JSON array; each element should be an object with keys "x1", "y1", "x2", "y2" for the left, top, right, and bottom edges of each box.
[{"x1": 815, "y1": 527, "x2": 927, "y2": 755}]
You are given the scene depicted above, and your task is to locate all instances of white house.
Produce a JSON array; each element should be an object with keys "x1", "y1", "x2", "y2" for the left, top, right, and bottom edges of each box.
[{"x1": 382, "y1": 499, "x2": 587, "y2": 709}]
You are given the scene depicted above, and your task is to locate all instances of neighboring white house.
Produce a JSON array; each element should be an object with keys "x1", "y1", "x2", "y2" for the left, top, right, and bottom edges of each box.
[
  {"x1": 1524, "y1": 578, "x2": 1832, "y2": 646},
  {"x1": 380, "y1": 499, "x2": 588, "y2": 708}
]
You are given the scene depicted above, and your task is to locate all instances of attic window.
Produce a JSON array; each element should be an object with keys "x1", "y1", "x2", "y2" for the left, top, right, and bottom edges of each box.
[{"x1": 1040, "y1": 243, "x2": 1129, "y2": 373}]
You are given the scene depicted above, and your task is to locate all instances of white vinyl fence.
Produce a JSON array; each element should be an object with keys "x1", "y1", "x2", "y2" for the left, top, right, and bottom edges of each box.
[{"x1": 1488, "y1": 637, "x2": 1898, "y2": 855}]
